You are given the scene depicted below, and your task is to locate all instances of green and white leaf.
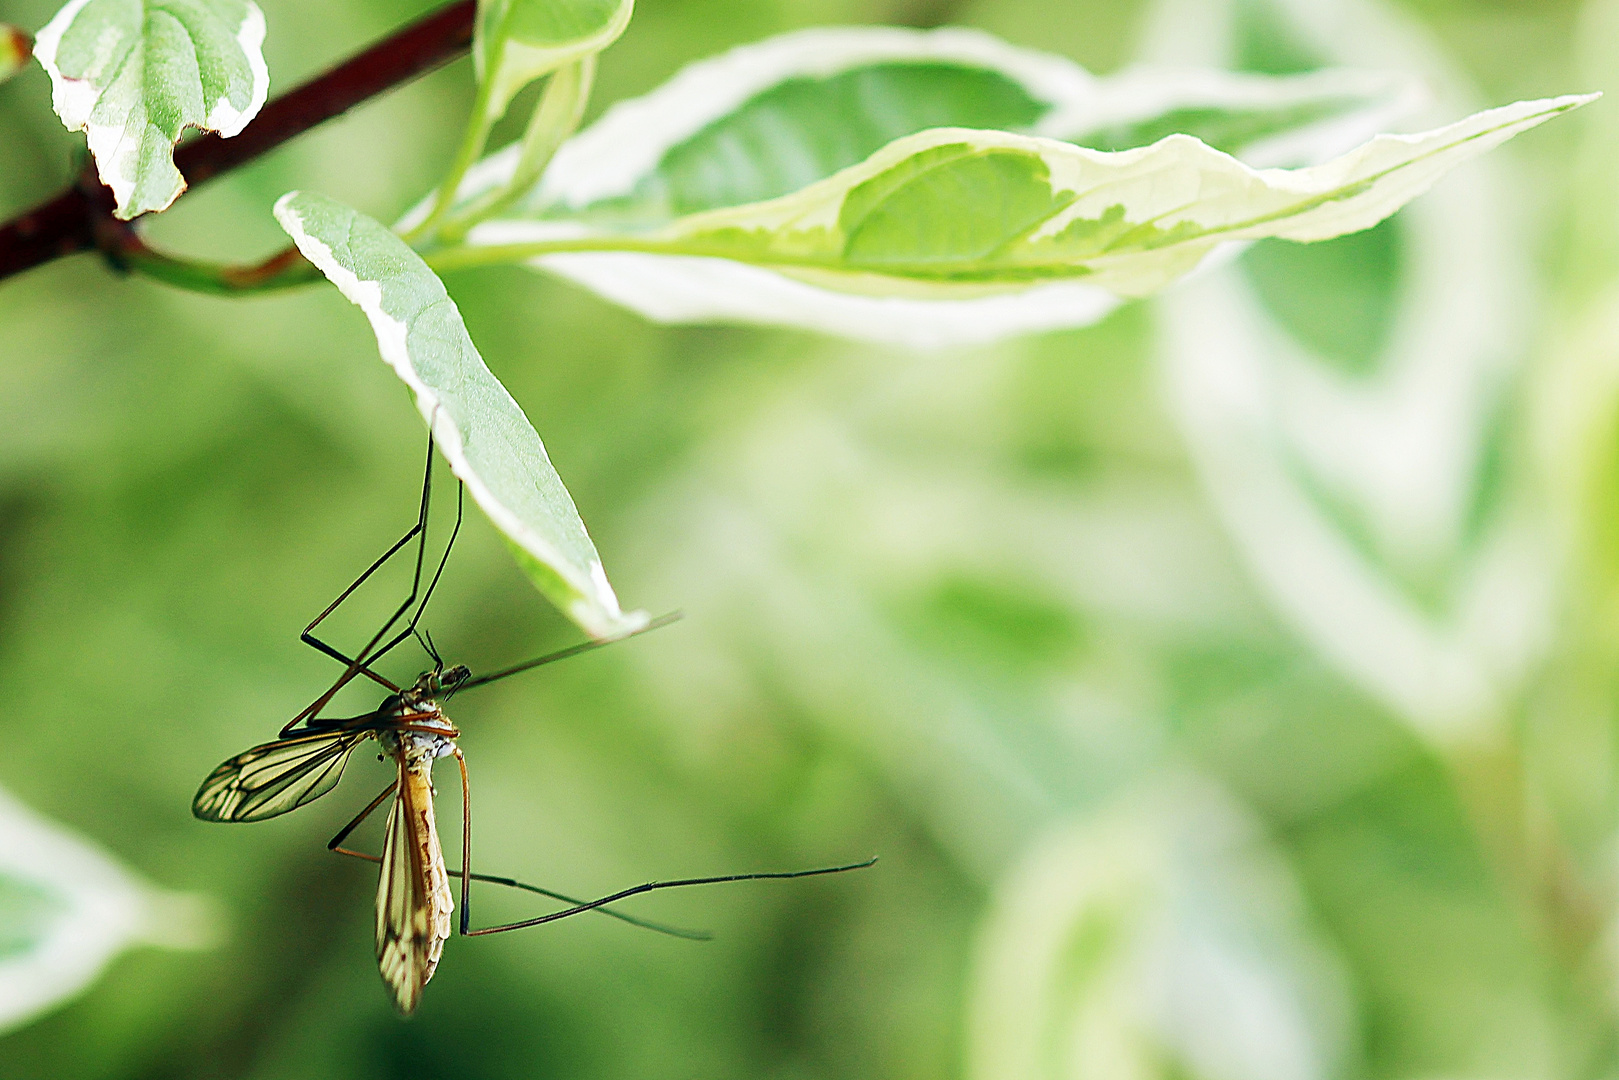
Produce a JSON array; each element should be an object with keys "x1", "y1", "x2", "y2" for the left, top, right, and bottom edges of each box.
[
  {"x1": 419, "y1": 26, "x2": 1423, "y2": 346},
  {"x1": 0, "y1": 25, "x2": 30, "y2": 84},
  {"x1": 966, "y1": 775, "x2": 1352, "y2": 1080},
  {"x1": 1, "y1": 785, "x2": 213, "y2": 1033},
  {"x1": 274, "y1": 191, "x2": 647, "y2": 640},
  {"x1": 452, "y1": 93, "x2": 1590, "y2": 348},
  {"x1": 32, "y1": 0, "x2": 269, "y2": 219},
  {"x1": 474, "y1": 0, "x2": 630, "y2": 126},
  {"x1": 443, "y1": 27, "x2": 1417, "y2": 223}
]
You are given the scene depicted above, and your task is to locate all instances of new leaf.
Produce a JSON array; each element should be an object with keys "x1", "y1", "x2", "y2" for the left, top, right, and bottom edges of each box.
[{"x1": 475, "y1": 0, "x2": 631, "y2": 124}]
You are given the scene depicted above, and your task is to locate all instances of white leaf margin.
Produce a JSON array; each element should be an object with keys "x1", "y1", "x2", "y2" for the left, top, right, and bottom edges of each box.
[
  {"x1": 496, "y1": 246, "x2": 1128, "y2": 350},
  {"x1": 536, "y1": 25, "x2": 1096, "y2": 212},
  {"x1": 413, "y1": 26, "x2": 1423, "y2": 348},
  {"x1": 0, "y1": 785, "x2": 214, "y2": 1034},
  {"x1": 521, "y1": 28, "x2": 1418, "y2": 210},
  {"x1": 274, "y1": 191, "x2": 648, "y2": 640},
  {"x1": 32, "y1": 0, "x2": 270, "y2": 218}
]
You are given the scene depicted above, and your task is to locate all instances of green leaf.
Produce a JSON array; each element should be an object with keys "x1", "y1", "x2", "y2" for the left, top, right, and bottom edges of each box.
[
  {"x1": 566, "y1": 60, "x2": 1052, "y2": 228},
  {"x1": 273, "y1": 190, "x2": 647, "y2": 640},
  {"x1": 474, "y1": 0, "x2": 630, "y2": 125},
  {"x1": 418, "y1": 27, "x2": 1425, "y2": 346},
  {"x1": 635, "y1": 96, "x2": 1592, "y2": 295},
  {"x1": 0, "y1": 25, "x2": 30, "y2": 84},
  {"x1": 0, "y1": 785, "x2": 213, "y2": 1033},
  {"x1": 31, "y1": 0, "x2": 269, "y2": 220},
  {"x1": 454, "y1": 29, "x2": 1416, "y2": 224},
  {"x1": 449, "y1": 93, "x2": 1592, "y2": 343}
]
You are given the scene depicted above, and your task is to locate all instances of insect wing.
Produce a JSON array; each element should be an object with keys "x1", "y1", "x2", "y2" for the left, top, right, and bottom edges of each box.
[
  {"x1": 192, "y1": 730, "x2": 370, "y2": 822},
  {"x1": 375, "y1": 771, "x2": 448, "y2": 1014}
]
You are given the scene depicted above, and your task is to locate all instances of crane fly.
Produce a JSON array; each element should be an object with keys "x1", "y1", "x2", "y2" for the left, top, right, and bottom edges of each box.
[{"x1": 193, "y1": 438, "x2": 874, "y2": 1014}]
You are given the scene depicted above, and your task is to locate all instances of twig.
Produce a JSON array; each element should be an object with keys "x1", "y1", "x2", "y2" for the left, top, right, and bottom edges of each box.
[{"x1": 0, "y1": 0, "x2": 477, "y2": 285}]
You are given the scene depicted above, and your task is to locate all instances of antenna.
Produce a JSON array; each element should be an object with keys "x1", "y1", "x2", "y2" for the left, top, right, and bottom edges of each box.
[{"x1": 457, "y1": 611, "x2": 683, "y2": 692}]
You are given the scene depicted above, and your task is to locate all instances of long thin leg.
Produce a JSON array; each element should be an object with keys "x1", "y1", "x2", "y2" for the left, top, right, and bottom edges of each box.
[
  {"x1": 447, "y1": 869, "x2": 711, "y2": 940},
  {"x1": 460, "y1": 857, "x2": 879, "y2": 937},
  {"x1": 326, "y1": 855, "x2": 709, "y2": 939},
  {"x1": 298, "y1": 437, "x2": 441, "y2": 683},
  {"x1": 325, "y1": 751, "x2": 706, "y2": 940},
  {"x1": 410, "y1": 482, "x2": 462, "y2": 644},
  {"x1": 283, "y1": 440, "x2": 439, "y2": 736},
  {"x1": 297, "y1": 515, "x2": 420, "y2": 686},
  {"x1": 324, "y1": 438, "x2": 436, "y2": 679},
  {"x1": 457, "y1": 748, "x2": 472, "y2": 926},
  {"x1": 329, "y1": 848, "x2": 708, "y2": 939},
  {"x1": 372, "y1": 480, "x2": 464, "y2": 669},
  {"x1": 327, "y1": 779, "x2": 398, "y2": 861}
]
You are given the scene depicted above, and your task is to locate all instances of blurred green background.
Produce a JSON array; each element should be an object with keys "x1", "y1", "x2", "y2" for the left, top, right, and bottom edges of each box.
[{"x1": 3, "y1": 0, "x2": 1618, "y2": 1078}]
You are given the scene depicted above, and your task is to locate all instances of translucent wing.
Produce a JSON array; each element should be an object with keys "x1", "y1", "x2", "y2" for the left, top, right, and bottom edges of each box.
[
  {"x1": 192, "y1": 730, "x2": 370, "y2": 823},
  {"x1": 375, "y1": 768, "x2": 450, "y2": 1014}
]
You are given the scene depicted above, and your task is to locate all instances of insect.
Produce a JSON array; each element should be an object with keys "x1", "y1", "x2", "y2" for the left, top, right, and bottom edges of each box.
[{"x1": 193, "y1": 439, "x2": 873, "y2": 1013}]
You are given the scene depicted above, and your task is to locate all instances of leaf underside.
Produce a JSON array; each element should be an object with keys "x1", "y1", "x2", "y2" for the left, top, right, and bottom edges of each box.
[{"x1": 274, "y1": 191, "x2": 646, "y2": 639}]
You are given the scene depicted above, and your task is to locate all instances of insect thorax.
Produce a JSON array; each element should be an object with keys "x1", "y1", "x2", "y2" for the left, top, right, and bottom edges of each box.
[{"x1": 378, "y1": 698, "x2": 458, "y2": 766}]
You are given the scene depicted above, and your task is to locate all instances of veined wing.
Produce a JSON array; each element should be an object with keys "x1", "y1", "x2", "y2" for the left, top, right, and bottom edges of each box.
[
  {"x1": 192, "y1": 730, "x2": 370, "y2": 823},
  {"x1": 375, "y1": 764, "x2": 453, "y2": 1014}
]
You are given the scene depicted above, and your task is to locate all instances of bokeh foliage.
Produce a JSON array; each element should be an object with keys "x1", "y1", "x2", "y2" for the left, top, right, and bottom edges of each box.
[{"x1": 0, "y1": 0, "x2": 1611, "y2": 1078}]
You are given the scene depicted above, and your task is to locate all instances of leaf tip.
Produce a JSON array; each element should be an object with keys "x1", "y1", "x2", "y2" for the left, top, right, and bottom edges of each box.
[
  {"x1": 610, "y1": 608, "x2": 655, "y2": 636},
  {"x1": 571, "y1": 559, "x2": 651, "y2": 639},
  {"x1": 1524, "y1": 91, "x2": 1601, "y2": 119}
]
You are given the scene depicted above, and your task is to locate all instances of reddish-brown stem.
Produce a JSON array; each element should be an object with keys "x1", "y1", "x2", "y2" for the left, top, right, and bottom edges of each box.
[
  {"x1": 0, "y1": 0, "x2": 476, "y2": 284},
  {"x1": 99, "y1": 219, "x2": 324, "y2": 294}
]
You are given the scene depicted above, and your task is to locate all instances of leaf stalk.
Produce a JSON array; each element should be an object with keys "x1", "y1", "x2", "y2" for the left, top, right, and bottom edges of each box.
[
  {"x1": 436, "y1": 57, "x2": 598, "y2": 243},
  {"x1": 410, "y1": 74, "x2": 503, "y2": 242},
  {"x1": 110, "y1": 236, "x2": 321, "y2": 295}
]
